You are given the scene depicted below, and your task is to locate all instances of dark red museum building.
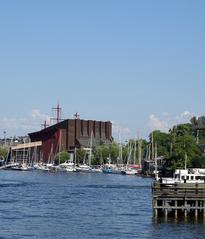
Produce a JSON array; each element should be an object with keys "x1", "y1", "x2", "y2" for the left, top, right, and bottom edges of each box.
[{"x1": 29, "y1": 118, "x2": 112, "y2": 162}]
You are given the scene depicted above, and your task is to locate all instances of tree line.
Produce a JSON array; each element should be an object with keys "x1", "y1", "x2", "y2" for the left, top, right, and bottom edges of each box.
[{"x1": 1, "y1": 116, "x2": 205, "y2": 171}]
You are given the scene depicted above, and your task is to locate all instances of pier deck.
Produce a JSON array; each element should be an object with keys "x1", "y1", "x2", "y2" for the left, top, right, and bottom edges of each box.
[{"x1": 152, "y1": 182, "x2": 205, "y2": 219}]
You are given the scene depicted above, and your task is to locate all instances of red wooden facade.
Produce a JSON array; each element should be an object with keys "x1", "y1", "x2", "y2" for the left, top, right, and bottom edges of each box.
[{"x1": 29, "y1": 119, "x2": 112, "y2": 162}]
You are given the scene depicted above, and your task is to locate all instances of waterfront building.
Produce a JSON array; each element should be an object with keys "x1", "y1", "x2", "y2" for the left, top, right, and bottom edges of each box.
[{"x1": 28, "y1": 118, "x2": 112, "y2": 162}]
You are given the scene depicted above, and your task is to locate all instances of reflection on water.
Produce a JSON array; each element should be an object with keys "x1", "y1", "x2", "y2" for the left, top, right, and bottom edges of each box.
[{"x1": 0, "y1": 171, "x2": 205, "y2": 239}]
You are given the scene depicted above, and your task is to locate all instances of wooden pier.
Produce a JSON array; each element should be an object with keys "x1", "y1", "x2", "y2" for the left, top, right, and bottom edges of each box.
[{"x1": 152, "y1": 182, "x2": 205, "y2": 219}]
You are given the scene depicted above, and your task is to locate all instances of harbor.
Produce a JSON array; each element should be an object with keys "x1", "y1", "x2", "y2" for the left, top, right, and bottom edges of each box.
[
  {"x1": 1, "y1": 0, "x2": 205, "y2": 238},
  {"x1": 1, "y1": 108, "x2": 205, "y2": 238}
]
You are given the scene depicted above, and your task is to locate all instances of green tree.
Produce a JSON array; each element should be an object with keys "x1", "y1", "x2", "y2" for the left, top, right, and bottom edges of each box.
[
  {"x1": 149, "y1": 130, "x2": 171, "y2": 158},
  {"x1": 141, "y1": 139, "x2": 149, "y2": 159},
  {"x1": 55, "y1": 150, "x2": 70, "y2": 164},
  {"x1": 0, "y1": 147, "x2": 8, "y2": 160},
  {"x1": 92, "y1": 146, "x2": 104, "y2": 165},
  {"x1": 165, "y1": 134, "x2": 202, "y2": 171},
  {"x1": 101, "y1": 145, "x2": 111, "y2": 163},
  {"x1": 170, "y1": 123, "x2": 193, "y2": 137},
  {"x1": 110, "y1": 142, "x2": 119, "y2": 163},
  {"x1": 76, "y1": 148, "x2": 86, "y2": 164},
  {"x1": 191, "y1": 116, "x2": 205, "y2": 144}
]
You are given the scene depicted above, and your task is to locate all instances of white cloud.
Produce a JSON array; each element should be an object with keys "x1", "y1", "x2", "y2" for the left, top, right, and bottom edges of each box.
[
  {"x1": 0, "y1": 117, "x2": 31, "y2": 130},
  {"x1": 148, "y1": 111, "x2": 195, "y2": 132},
  {"x1": 175, "y1": 111, "x2": 194, "y2": 124},
  {"x1": 0, "y1": 109, "x2": 51, "y2": 136},
  {"x1": 148, "y1": 114, "x2": 169, "y2": 132},
  {"x1": 112, "y1": 121, "x2": 131, "y2": 142},
  {"x1": 31, "y1": 109, "x2": 50, "y2": 122}
]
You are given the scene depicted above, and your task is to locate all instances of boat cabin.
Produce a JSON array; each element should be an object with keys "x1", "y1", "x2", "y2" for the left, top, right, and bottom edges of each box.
[{"x1": 161, "y1": 169, "x2": 205, "y2": 184}]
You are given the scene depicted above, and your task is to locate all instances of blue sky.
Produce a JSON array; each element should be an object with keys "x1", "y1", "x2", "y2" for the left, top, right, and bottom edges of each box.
[{"x1": 0, "y1": 0, "x2": 205, "y2": 140}]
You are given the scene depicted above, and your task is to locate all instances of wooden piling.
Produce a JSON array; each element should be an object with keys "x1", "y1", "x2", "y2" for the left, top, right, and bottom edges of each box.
[
  {"x1": 184, "y1": 200, "x2": 187, "y2": 220},
  {"x1": 203, "y1": 201, "x2": 205, "y2": 218},
  {"x1": 195, "y1": 200, "x2": 198, "y2": 219},
  {"x1": 152, "y1": 182, "x2": 205, "y2": 220},
  {"x1": 174, "y1": 200, "x2": 178, "y2": 218}
]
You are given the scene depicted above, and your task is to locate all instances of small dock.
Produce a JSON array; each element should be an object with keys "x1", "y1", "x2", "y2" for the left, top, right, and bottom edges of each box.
[{"x1": 152, "y1": 182, "x2": 205, "y2": 219}]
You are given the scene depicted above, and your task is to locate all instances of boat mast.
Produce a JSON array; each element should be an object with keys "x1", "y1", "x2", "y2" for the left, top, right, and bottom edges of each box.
[
  {"x1": 119, "y1": 136, "x2": 123, "y2": 166},
  {"x1": 126, "y1": 140, "x2": 132, "y2": 168},
  {"x1": 108, "y1": 154, "x2": 111, "y2": 167},
  {"x1": 48, "y1": 143, "x2": 53, "y2": 164},
  {"x1": 155, "y1": 142, "x2": 157, "y2": 159},
  {"x1": 133, "y1": 138, "x2": 136, "y2": 165},
  {"x1": 154, "y1": 142, "x2": 158, "y2": 181},
  {"x1": 184, "y1": 142, "x2": 187, "y2": 170},
  {"x1": 151, "y1": 132, "x2": 154, "y2": 160},
  {"x1": 15, "y1": 149, "x2": 18, "y2": 163},
  {"x1": 59, "y1": 129, "x2": 61, "y2": 165},
  {"x1": 100, "y1": 150, "x2": 103, "y2": 165},
  {"x1": 34, "y1": 146, "x2": 37, "y2": 164},
  {"x1": 88, "y1": 131, "x2": 93, "y2": 167},
  {"x1": 23, "y1": 138, "x2": 26, "y2": 165},
  {"x1": 137, "y1": 131, "x2": 142, "y2": 166},
  {"x1": 28, "y1": 138, "x2": 31, "y2": 166},
  {"x1": 74, "y1": 147, "x2": 77, "y2": 165},
  {"x1": 185, "y1": 152, "x2": 187, "y2": 170},
  {"x1": 117, "y1": 130, "x2": 122, "y2": 166},
  {"x1": 148, "y1": 144, "x2": 151, "y2": 160}
]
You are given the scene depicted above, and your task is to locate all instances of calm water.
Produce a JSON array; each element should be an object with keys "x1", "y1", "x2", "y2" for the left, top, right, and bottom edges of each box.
[{"x1": 0, "y1": 171, "x2": 205, "y2": 239}]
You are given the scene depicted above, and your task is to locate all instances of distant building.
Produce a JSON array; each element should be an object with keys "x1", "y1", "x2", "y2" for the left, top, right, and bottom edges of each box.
[{"x1": 28, "y1": 118, "x2": 112, "y2": 162}]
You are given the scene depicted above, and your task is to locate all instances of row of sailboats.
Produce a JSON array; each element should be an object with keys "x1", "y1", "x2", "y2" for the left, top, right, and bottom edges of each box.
[
  {"x1": 121, "y1": 134, "x2": 142, "y2": 175},
  {"x1": 11, "y1": 139, "x2": 34, "y2": 171},
  {"x1": 7, "y1": 130, "x2": 143, "y2": 175},
  {"x1": 103, "y1": 134, "x2": 142, "y2": 175}
]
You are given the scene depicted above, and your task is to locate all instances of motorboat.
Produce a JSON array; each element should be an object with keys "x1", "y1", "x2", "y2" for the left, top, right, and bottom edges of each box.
[
  {"x1": 159, "y1": 169, "x2": 205, "y2": 184},
  {"x1": 102, "y1": 166, "x2": 113, "y2": 174},
  {"x1": 121, "y1": 165, "x2": 142, "y2": 175}
]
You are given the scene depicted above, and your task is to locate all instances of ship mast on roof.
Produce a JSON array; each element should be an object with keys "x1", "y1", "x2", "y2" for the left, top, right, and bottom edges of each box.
[
  {"x1": 51, "y1": 103, "x2": 63, "y2": 124},
  {"x1": 41, "y1": 120, "x2": 49, "y2": 129},
  {"x1": 74, "y1": 112, "x2": 80, "y2": 119}
]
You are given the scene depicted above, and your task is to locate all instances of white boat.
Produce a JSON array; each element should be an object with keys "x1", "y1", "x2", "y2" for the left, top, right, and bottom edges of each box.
[
  {"x1": 11, "y1": 139, "x2": 32, "y2": 171},
  {"x1": 11, "y1": 163, "x2": 32, "y2": 171},
  {"x1": 65, "y1": 167, "x2": 77, "y2": 172},
  {"x1": 76, "y1": 131, "x2": 94, "y2": 173},
  {"x1": 159, "y1": 169, "x2": 205, "y2": 184},
  {"x1": 0, "y1": 162, "x2": 20, "y2": 170},
  {"x1": 121, "y1": 137, "x2": 143, "y2": 176},
  {"x1": 76, "y1": 164, "x2": 92, "y2": 172},
  {"x1": 121, "y1": 165, "x2": 142, "y2": 175},
  {"x1": 33, "y1": 163, "x2": 50, "y2": 171},
  {"x1": 59, "y1": 162, "x2": 76, "y2": 172},
  {"x1": 91, "y1": 166, "x2": 102, "y2": 173},
  {"x1": 21, "y1": 163, "x2": 32, "y2": 171}
]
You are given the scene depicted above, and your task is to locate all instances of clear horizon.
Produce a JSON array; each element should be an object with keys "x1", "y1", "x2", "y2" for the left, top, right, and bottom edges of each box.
[{"x1": 0, "y1": 0, "x2": 205, "y2": 140}]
